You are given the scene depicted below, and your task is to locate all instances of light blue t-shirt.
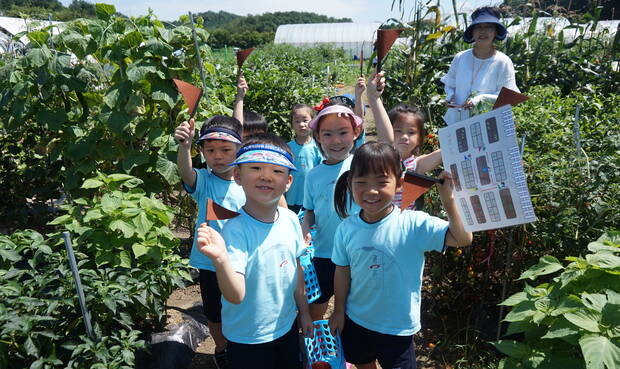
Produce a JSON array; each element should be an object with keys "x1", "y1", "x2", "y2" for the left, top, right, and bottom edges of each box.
[
  {"x1": 303, "y1": 155, "x2": 360, "y2": 258},
  {"x1": 286, "y1": 139, "x2": 323, "y2": 206},
  {"x1": 221, "y1": 207, "x2": 305, "y2": 344},
  {"x1": 184, "y1": 168, "x2": 245, "y2": 271},
  {"x1": 331, "y1": 207, "x2": 449, "y2": 336}
]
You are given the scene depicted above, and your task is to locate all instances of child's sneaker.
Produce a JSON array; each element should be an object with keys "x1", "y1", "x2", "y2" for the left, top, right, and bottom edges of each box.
[{"x1": 213, "y1": 349, "x2": 228, "y2": 369}]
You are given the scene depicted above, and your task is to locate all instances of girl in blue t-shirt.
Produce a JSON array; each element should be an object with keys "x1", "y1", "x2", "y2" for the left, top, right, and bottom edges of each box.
[
  {"x1": 301, "y1": 104, "x2": 363, "y2": 320},
  {"x1": 329, "y1": 142, "x2": 472, "y2": 369},
  {"x1": 286, "y1": 104, "x2": 323, "y2": 214}
]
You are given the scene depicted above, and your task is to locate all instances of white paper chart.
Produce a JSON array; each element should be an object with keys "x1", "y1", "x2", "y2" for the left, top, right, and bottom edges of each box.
[{"x1": 438, "y1": 105, "x2": 537, "y2": 232}]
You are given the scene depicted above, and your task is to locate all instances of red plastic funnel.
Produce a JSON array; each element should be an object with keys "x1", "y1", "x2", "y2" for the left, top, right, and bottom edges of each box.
[{"x1": 172, "y1": 79, "x2": 203, "y2": 117}]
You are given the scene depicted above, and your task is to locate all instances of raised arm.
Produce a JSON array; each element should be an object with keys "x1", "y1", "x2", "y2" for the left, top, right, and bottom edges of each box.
[
  {"x1": 414, "y1": 149, "x2": 443, "y2": 174},
  {"x1": 233, "y1": 73, "x2": 247, "y2": 125},
  {"x1": 366, "y1": 72, "x2": 394, "y2": 144},
  {"x1": 437, "y1": 171, "x2": 473, "y2": 247},
  {"x1": 175, "y1": 119, "x2": 197, "y2": 188},
  {"x1": 329, "y1": 265, "x2": 351, "y2": 335},
  {"x1": 196, "y1": 224, "x2": 246, "y2": 304}
]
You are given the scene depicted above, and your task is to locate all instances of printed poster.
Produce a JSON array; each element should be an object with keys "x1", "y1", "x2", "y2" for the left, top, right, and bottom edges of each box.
[{"x1": 438, "y1": 105, "x2": 537, "y2": 232}]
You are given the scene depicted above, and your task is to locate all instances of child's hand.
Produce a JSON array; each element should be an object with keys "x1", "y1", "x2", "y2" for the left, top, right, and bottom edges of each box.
[
  {"x1": 303, "y1": 232, "x2": 312, "y2": 246},
  {"x1": 236, "y1": 73, "x2": 248, "y2": 100},
  {"x1": 174, "y1": 119, "x2": 195, "y2": 148},
  {"x1": 299, "y1": 312, "x2": 314, "y2": 338},
  {"x1": 437, "y1": 171, "x2": 455, "y2": 203},
  {"x1": 196, "y1": 223, "x2": 228, "y2": 262},
  {"x1": 367, "y1": 72, "x2": 385, "y2": 100},
  {"x1": 355, "y1": 75, "x2": 366, "y2": 97},
  {"x1": 328, "y1": 311, "x2": 345, "y2": 336}
]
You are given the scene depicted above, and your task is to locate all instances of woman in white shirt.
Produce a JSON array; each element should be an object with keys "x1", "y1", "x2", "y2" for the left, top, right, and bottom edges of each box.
[{"x1": 441, "y1": 7, "x2": 520, "y2": 124}]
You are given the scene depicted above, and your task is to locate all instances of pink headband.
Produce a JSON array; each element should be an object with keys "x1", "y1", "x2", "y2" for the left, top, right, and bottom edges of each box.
[{"x1": 308, "y1": 105, "x2": 363, "y2": 131}]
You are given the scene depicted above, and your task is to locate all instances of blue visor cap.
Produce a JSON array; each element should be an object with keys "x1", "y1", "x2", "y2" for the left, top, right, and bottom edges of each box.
[{"x1": 230, "y1": 144, "x2": 297, "y2": 171}]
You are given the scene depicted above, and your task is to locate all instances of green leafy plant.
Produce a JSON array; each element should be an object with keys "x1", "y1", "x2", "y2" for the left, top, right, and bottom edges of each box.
[{"x1": 493, "y1": 232, "x2": 620, "y2": 369}]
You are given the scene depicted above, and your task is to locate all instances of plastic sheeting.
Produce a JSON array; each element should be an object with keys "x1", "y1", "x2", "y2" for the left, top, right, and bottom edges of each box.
[
  {"x1": 274, "y1": 22, "x2": 381, "y2": 58},
  {"x1": 0, "y1": 16, "x2": 63, "y2": 53}
]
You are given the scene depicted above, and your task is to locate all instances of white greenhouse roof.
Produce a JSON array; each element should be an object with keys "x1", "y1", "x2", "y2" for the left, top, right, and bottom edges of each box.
[
  {"x1": 275, "y1": 22, "x2": 382, "y2": 58},
  {"x1": 0, "y1": 16, "x2": 63, "y2": 52},
  {"x1": 503, "y1": 17, "x2": 619, "y2": 40}
]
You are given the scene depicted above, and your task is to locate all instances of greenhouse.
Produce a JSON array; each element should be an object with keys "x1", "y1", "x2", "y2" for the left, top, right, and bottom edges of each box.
[{"x1": 274, "y1": 22, "x2": 381, "y2": 58}]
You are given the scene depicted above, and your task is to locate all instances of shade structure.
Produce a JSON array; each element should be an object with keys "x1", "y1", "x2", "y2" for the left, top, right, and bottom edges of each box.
[{"x1": 172, "y1": 79, "x2": 202, "y2": 117}]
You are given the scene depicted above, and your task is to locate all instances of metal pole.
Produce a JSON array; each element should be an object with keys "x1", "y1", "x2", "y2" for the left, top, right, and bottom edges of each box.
[
  {"x1": 62, "y1": 232, "x2": 96, "y2": 341},
  {"x1": 188, "y1": 12, "x2": 208, "y2": 93}
]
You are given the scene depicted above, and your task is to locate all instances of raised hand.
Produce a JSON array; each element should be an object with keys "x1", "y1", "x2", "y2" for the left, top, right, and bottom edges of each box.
[
  {"x1": 367, "y1": 71, "x2": 386, "y2": 100},
  {"x1": 236, "y1": 72, "x2": 248, "y2": 100},
  {"x1": 196, "y1": 223, "x2": 228, "y2": 261},
  {"x1": 174, "y1": 119, "x2": 195, "y2": 147},
  {"x1": 355, "y1": 75, "x2": 366, "y2": 97}
]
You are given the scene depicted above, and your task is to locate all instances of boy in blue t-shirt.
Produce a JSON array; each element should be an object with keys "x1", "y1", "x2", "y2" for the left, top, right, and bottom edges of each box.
[
  {"x1": 175, "y1": 115, "x2": 244, "y2": 368},
  {"x1": 195, "y1": 133, "x2": 313, "y2": 369}
]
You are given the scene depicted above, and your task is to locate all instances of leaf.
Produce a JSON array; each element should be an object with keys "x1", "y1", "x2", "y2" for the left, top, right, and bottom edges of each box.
[
  {"x1": 132, "y1": 243, "x2": 147, "y2": 258},
  {"x1": 23, "y1": 336, "x2": 39, "y2": 357},
  {"x1": 82, "y1": 178, "x2": 104, "y2": 189},
  {"x1": 579, "y1": 335, "x2": 620, "y2": 369},
  {"x1": 425, "y1": 31, "x2": 443, "y2": 41},
  {"x1": 491, "y1": 340, "x2": 530, "y2": 359},
  {"x1": 601, "y1": 304, "x2": 620, "y2": 336},
  {"x1": 133, "y1": 212, "x2": 153, "y2": 238},
  {"x1": 586, "y1": 253, "x2": 620, "y2": 269},
  {"x1": 107, "y1": 174, "x2": 135, "y2": 182},
  {"x1": 27, "y1": 31, "x2": 49, "y2": 45},
  {"x1": 27, "y1": 47, "x2": 52, "y2": 68},
  {"x1": 95, "y1": 3, "x2": 116, "y2": 20},
  {"x1": 48, "y1": 214, "x2": 72, "y2": 225},
  {"x1": 120, "y1": 30, "x2": 144, "y2": 48},
  {"x1": 564, "y1": 309, "x2": 601, "y2": 333},
  {"x1": 126, "y1": 62, "x2": 157, "y2": 82},
  {"x1": 106, "y1": 110, "x2": 132, "y2": 136},
  {"x1": 541, "y1": 317, "x2": 580, "y2": 339},
  {"x1": 156, "y1": 156, "x2": 180, "y2": 185},
  {"x1": 0, "y1": 248, "x2": 21, "y2": 262},
  {"x1": 142, "y1": 38, "x2": 173, "y2": 56},
  {"x1": 501, "y1": 292, "x2": 528, "y2": 306},
  {"x1": 504, "y1": 300, "x2": 537, "y2": 322},
  {"x1": 518, "y1": 256, "x2": 564, "y2": 280},
  {"x1": 101, "y1": 194, "x2": 121, "y2": 213},
  {"x1": 582, "y1": 292, "x2": 608, "y2": 311},
  {"x1": 83, "y1": 209, "x2": 103, "y2": 222},
  {"x1": 35, "y1": 109, "x2": 67, "y2": 131},
  {"x1": 119, "y1": 250, "x2": 131, "y2": 268},
  {"x1": 109, "y1": 219, "x2": 135, "y2": 238},
  {"x1": 122, "y1": 150, "x2": 150, "y2": 172}
]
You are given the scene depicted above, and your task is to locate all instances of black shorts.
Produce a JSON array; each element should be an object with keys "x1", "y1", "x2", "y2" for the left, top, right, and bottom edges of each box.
[
  {"x1": 311, "y1": 257, "x2": 335, "y2": 304},
  {"x1": 199, "y1": 269, "x2": 222, "y2": 323},
  {"x1": 226, "y1": 321, "x2": 301, "y2": 369},
  {"x1": 342, "y1": 315, "x2": 417, "y2": 369},
  {"x1": 288, "y1": 204, "x2": 304, "y2": 214}
]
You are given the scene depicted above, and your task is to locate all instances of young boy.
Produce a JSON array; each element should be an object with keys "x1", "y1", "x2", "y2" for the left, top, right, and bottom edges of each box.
[
  {"x1": 174, "y1": 115, "x2": 245, "y2": 369},
  {"x1": 195, "y1": 133, "x2": 313, "y2": 369}
]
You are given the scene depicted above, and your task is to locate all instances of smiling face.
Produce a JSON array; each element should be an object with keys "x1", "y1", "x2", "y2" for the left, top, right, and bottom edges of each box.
[
  {"x1": 472, "y1": 23, "x2": 497, "y2": 47},
  {"x1": 392, "y1": 113, "x2": 423, "y2": 158},
  {"x1": 233, "y1": 162, "x2": 292, "y2": 207},
  {"x1": 291, "y1": 108, "x2": 313, "y2": 140},
  {"x1": 351, "y1": 170, "x2": 400, "y2": 223},
  {"x1": 199, "y1": 140, "x2": 239, "y2": 178},
  {"x1": 315, "y1": 114, "x2": 359, "y2": 164}
]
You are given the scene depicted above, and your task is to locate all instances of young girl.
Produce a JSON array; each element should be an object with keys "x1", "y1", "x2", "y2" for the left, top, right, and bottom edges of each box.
[
  {"x1": 301, "y1": 104, "x2": 362, "y2": 320},
  {"x1": 441, "y1": 6, "x2": 519, "y2": 124},
  {"x1": 286, "y1": 104, "x2": 323, "y2": 214},
  {"x1": 329, "y1": 142, "x2": 472, "y2": 369},
  {"x1": 367, "y1": 72, "x2": 442, "y2": 210}
]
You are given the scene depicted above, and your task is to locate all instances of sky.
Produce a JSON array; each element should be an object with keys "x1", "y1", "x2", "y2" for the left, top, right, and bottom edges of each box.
[{"x1": 59, "y1": 0, "x2": 500, "y2": 24}]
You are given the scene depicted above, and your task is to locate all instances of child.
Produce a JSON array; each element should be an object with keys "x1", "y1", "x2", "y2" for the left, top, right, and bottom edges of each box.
[
  {"x1": 329, "y1": 142, "x2": 472, "y2": 369},
  {"x1": 302, "y1": 104, "x2": 362, "y2": 320},
  {"x1": 195, "y1": 133, "x2": 313, "y2": 369},
  {"x1": 174, "y1": 115, "x2": 244, "y2": 369},
  {"x1": 286, "y1": 104, "x2": 323, "y2": 214},
  {"x1": 367, "y1": 72, "x2": 442, "y2": 210},
  {"x1": 441, "y1": 6, "x2": 519, "y2": 124},
  {"x1": 233, "y1": 73, "x2": 268, "y2": 140}
]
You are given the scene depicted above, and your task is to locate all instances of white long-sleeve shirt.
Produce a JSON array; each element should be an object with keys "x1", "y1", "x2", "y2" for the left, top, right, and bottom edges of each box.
[{"x1": 440, "y1": 49, "x2": 519, "y2": 124}]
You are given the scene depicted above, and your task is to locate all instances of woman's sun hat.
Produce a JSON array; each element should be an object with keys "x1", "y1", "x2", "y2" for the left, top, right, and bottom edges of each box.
[{"x1": 463, "y1": 8, "x2": 508, "y2": 43}]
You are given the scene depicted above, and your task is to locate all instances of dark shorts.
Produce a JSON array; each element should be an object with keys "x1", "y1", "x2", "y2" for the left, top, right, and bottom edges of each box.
[
  {"x1": 288, "y1": 204, "x2": 304, "y2": 214},
  {"x1": 312, "y1": 257, "x2": 335, "y2": 304},
  {"x1": 226, "y1": 321, "x2": 301, "y2": 369},
  {"x1": 199, "y1": 269, "x2": 222, "y2": 323},
  {"x1": 342, "y1": 315, "x2": 417, "y2": 369}
]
